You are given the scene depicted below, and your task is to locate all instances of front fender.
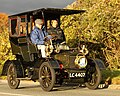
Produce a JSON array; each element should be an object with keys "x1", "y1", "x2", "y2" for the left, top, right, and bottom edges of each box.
[
  {"x1": 93, "y1": 58, "x2": 106, "y2": 70},
  {"x1": 47, "y1": 58, "x2": 60, "y2": 69}
]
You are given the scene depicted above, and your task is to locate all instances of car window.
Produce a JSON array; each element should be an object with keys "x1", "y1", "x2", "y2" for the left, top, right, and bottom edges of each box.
[
  {"x1": 19, "y1": 18, "x2": 26, "y2": 36},
  {"x1": 10, "y1": 18, "x2": 17, "y2": 36}
]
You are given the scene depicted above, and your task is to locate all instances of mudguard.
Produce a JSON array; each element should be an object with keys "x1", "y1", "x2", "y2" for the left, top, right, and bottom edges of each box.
[
  {"x1": 1, "y1": 60, "x2": 24, "y2": 78},
  {"x1": 93, "y1": 58, "x2": 106, "y2": 70},
  {"x1": 1, "y1": 60, "x2": 11, "y2": 76},
  {"x1": 47, "y1": 58, "x2": 60, "y2": 69},
  {"x1": 12, "y1": 60, "x2": 24, "y2": 78}
]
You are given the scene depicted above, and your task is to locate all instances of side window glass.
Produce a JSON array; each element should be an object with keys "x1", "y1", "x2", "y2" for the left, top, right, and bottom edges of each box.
[
  {"x1": 11, "y1": 19, "x2": 17, "y2": 35},
  {"x1": 28, "y1": 22, "x2": 32, "y2": 34},
  {"x1": 28, "y1": 16, "x2": 34, "y2": 34},
  {"x1": 19, "y1": 18, "x2": 26, "y2": 36},
  {"x1": 47, "y1": 20, "x2": 51, "y2": 29}
]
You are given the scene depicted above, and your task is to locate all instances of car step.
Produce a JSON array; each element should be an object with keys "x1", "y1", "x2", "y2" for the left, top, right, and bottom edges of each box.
[{"x1": 16, "y1": 77, "x2": 31, "y2": 80}]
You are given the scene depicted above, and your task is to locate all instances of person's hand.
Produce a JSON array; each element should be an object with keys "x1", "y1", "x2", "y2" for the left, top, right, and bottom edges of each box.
[
  {"x1": 47, "y1": 35, "x2": 52, "y2": 39},
  {"x1": 51, "y1": 34, "x2": 58, "y2": 40},
  {"x1": 44, "y1": 40, "x2": 50, "y2": 45},
  {"x1": 44, "y1": 35, "x2": 52, "y2": 41}
]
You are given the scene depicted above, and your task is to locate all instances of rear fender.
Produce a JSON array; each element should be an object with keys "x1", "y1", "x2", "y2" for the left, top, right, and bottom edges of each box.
[
  {"x1": 12, "y1": 60, "x2": 24, "y2": 78},
  {"x1": 1, "y1": 60, "x2": 24, "y2": 78},
  {"x1": 1, "y1": 60, "x2": 11, "y2": 76}
]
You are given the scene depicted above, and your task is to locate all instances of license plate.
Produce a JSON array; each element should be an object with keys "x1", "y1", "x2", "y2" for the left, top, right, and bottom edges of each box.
[{"x1": 69, "y1": 72, "x2": 85, "y2": 78}]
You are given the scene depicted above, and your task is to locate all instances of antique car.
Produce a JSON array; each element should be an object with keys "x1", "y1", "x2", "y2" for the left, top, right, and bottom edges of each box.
[{"x1": 2, "y1": 8, "x2": 106, "y2": 91}]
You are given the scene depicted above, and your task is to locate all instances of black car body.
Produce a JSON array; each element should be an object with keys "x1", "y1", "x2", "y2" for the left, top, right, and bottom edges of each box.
[{"x1": 2, "y1": 8, "x2": 106, "y2": 91}]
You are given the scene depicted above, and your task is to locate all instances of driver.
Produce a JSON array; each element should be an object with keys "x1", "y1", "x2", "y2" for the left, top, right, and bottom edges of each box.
[{"x1": 30, "y1": 19, "x2": 52, "y2": 58}]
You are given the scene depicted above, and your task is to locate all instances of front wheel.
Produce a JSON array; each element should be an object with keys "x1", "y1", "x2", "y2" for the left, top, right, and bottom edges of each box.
[
  {"x1": 7, "y1": 62, "x2": 20, "y2": 89},
  {"x1": 85, "y1": 63, "x2": 101, "y2": 89},
  {"x1": 39, "y1": 62, "x2": 56, "y2": 91}
]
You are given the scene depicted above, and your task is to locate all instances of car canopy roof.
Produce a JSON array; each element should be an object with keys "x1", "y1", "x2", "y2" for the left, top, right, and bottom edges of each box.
[{"x1": 9, "y1": 8, "x2": 85, "y2": 17}]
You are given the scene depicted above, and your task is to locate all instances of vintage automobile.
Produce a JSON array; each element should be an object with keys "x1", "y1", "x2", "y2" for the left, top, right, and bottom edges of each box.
[{"x1": 2, "y1": 8, "x2": 106, "y2": 91}]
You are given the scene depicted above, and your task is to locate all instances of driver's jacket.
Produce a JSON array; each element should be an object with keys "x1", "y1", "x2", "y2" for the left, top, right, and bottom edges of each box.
[
  {"x1": 30, "y1": 27, "x2": 48, "y2": 45},
  {"x1": 47, "y1": 27, "x2": 66, "y2": 42}
]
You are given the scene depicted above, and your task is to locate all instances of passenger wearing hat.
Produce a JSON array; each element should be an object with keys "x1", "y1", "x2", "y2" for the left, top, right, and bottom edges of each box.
[{"x1": 30, "y1": 19, "x2": 51, "y2": 58}]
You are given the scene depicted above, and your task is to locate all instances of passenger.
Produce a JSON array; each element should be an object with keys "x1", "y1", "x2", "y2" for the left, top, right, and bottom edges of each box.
[
  {"x1": 20, "y1": 25, "x2": 23, "y2": 34},
  {"x1": 30, "y1": 19, "x2": 52, "y2": 58},
  {"x1": 19, "y1": 25, "x2": 26, "y2": 36},
  {"x1": 47, "y1": 19, "x2": 66, "y2": 44}
]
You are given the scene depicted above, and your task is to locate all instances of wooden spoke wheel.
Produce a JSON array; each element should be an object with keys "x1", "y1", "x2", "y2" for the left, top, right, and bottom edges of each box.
[
  {"x1": 39, "y1": 62, "x2": 56, "y2": 91},
  {"x1": 85, "y1": 64, "x2": 101, "y2": 89},
  {"x1": 7, "y1": 63, "x2": 20, "y2": 89}
]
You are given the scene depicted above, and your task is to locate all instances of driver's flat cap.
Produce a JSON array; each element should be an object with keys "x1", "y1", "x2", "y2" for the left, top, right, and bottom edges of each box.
[{"x1": 35, "y1": 19, "x2": 43, "y2": 25}]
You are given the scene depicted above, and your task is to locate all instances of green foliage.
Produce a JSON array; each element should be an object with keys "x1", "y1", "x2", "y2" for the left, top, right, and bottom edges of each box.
[
  {"x1": 101, "y1": 69, "x2": 120, "y2": 84},
  {"x1": 0, "y1": 13, "x2": 15, "y2": 68},
  {"x1": 61, "y1": 0, "x2": 120, "y2": 69}
]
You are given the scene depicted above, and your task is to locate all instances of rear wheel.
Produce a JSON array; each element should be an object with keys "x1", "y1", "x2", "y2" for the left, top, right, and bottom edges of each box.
[
  {"x1": 85, "y1": 64, "x2": 101, "y2": 89},
  {"x1": 7, "y1": 62, "x2": 20, "y2": 89},
  {"x1": 39, "y1": 62, "x2": 56, "y2": 91}
]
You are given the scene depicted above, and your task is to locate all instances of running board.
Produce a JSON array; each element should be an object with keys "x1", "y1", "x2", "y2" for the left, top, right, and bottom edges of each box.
[{"x1": 17, "y1": 77, "x2": 31, "y2": 80}]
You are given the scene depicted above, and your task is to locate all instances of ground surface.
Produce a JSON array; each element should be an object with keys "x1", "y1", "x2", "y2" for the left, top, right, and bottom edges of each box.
[{"x1": 0, "y1": 80, "x2": 120, "y2": 96}]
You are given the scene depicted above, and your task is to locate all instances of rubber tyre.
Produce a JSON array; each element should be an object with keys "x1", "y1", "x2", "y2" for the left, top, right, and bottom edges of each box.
[
  {"x1": 39, "y1": 62, "x2": 56, "y2": 91},
  {"x1": 85, "y1": 64, "x2": 101, "y2": 89},
  {"x1": 7, "y1": 63, "x2": 20, "y2": 89}
]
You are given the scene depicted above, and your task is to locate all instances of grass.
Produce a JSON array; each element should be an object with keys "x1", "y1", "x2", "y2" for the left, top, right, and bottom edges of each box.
[
  {"x1": 0, "y1": 65, "x2": 2, "y2": 76},
  {"x1": 0, "y1": 65, "x2": 7, "y2": 80},
  {"x1": 102, "y1": 69, "x2": 120, "y2": 84},
  {"x1": 0, "y1": 76, "x2": 7, "y2": 80}
]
